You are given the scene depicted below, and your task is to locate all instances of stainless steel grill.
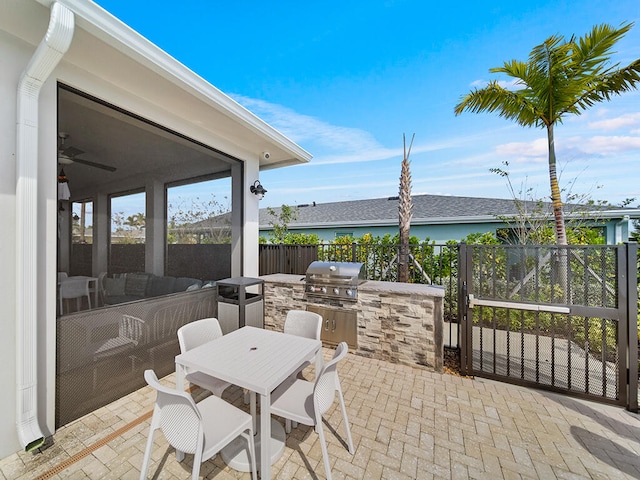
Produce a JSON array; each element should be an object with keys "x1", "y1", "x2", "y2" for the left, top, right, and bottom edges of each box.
[{"x1": 304, "y1": 261, "x2": 366, "y2": 301}]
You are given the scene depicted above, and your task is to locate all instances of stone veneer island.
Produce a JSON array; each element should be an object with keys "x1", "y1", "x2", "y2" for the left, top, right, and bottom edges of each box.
[{"x1": 260, "y1": 274, "x2": 445, "y2": 372}]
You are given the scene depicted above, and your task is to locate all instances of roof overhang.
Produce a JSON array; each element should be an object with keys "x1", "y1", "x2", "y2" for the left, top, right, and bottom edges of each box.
[{"x1": 30, "y1": 0, "x2": 311, "y2": 168}]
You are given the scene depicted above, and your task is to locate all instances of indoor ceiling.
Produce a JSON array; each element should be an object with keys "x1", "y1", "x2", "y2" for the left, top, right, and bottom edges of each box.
[{"x1": 57, "y1": 86, "x2": 236, "y2": 197}]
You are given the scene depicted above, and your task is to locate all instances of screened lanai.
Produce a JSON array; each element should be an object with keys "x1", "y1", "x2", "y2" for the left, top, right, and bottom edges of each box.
[{"x1": 56, "y1": 84, "x2": 242, "y2": 426}]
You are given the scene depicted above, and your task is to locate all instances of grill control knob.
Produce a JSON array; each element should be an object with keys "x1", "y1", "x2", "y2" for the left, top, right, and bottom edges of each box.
[
  {"x1": 333, "y1": 287, "x2": 339, "y2": 295},
  {"x1": 321, "y1": 287, "x2": 327, "y2": 293},
  {"x1": 309, "y1": 286, "x2": 315, "y2": 292},
  {"x1": 346, "y1": 289, "x2": 353, "y2": 297}
]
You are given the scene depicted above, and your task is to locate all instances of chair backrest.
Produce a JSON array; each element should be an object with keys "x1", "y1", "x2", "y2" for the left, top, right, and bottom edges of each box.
[
  {"x1": 314, "y1": 342, "x2": 348, "y2": 416},
  {"x1": 59, "y1": 277, "x2": 89, "y2": 299},
  {"x1": 96, "y1": 271, "x2": 107, "y2": 292},
  {"x1": 284, "y1": 310, "x2": 322, "y2": 340},
  {"x1": 177, "y1": 317, "x2": 224, "y2": 353},
  {"x1": 120, "y1": 314, "x2": 145, "y2": 344},
  {"x1": 144, "y1": 370, "x2": 203, "y2": 455}
]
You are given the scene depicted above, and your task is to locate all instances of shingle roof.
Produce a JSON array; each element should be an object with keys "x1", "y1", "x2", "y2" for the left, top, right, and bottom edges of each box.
[
  {"x1": 259, "y1": 194, "x2": 634, "y2": 228},
  {"x1": 259, "y1": 194, "x2": 542, "y2": 227}
]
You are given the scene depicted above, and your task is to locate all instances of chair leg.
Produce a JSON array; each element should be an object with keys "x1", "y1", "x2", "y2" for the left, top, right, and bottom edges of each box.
[
  {"x1": 285, "y1": 418, "x2": 291, "y2": 434},
  {"x1": 139, "y1": 428, "x2": 155, "y2": 480},
  {"x1": 337, "y1": 389, "x2": 354, "y2": 454},
  {"x1": 244, "y1": 429, "x2": 257, "y2": 480},
  {"x1": 191, "y1": 449, "x2": 202, "y2": 480},
  {"x1": 316, "y1": 421, "x2": 332, "y2": 480}
]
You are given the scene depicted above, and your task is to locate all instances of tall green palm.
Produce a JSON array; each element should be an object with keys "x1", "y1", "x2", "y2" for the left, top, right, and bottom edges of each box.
[{"x1": 455, "y1": 23, "x2": 640, "y2": 245}]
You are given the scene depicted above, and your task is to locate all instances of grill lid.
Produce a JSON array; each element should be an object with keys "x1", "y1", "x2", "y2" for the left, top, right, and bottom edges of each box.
[{"x1": 305, "y1": 261, "x2": 366, "y2": 281}]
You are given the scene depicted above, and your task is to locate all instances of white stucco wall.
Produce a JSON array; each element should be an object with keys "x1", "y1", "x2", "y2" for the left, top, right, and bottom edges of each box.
[{"x1": 0, "y1": 29, "x2": 25, "y2": 458}]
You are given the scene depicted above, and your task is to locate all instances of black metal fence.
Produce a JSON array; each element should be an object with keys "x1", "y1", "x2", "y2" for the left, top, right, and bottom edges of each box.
[
  {"x1": 458, "y1": 243, "x2": 638, "y2": 409},
  {"x1": 259, "y1": 242, "x2": 460, "y2": 335}
]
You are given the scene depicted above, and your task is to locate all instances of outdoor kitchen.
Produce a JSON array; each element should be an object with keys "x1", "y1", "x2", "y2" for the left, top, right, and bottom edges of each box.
[{"x1": 261, "y1": 261, "x2": 445, "y2": 372}]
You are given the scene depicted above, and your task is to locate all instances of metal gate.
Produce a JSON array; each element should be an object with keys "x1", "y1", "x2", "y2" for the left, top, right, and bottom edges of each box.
[{"x1": 458, "y1": 243, "x2": 638, "y2": 410}]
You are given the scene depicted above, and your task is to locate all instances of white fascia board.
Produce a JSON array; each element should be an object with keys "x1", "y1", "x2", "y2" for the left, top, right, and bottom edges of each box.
[
  {"x1": 35, "y1": 0, "x2": 312, "y2": 166},
  {"x1": 262, "y1": 216, "x2": 501, "y2": 230},
  {"x1": 268, "y1": 209, "x2": 640, "y2": 230}
]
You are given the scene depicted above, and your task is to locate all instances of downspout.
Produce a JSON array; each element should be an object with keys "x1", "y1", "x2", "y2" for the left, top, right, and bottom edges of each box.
[{"x1": 16, "y1": 2, "x2": 74, "y2": 451}]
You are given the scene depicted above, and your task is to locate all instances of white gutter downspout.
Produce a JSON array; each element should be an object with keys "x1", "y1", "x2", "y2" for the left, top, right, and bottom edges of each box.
[{"x1": 16, "y1": 1, "x2": 74, "y2": 451}]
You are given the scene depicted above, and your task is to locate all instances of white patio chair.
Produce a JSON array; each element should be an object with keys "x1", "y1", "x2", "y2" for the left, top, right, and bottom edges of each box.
[
  {"x1": 92, "y1": 314, "x2": 145, "y2": 391},
  {"x1": 59, "y1": 276, "x2": 91, "y2": 314},
  {"x1": 177, "y1": 318, "x2": 231, "y2": 397},
  {"x1": 89, "y1": 271, "x2": 107, "y2": 306},
  {"x1": 270, "y1": 342, "x2": 354, "y2": 480},
  {"x1": 284, "y1": 309, "x2": 323, "y2": 380},
  {"x1": 139, "y1": 369, "x2": 256, "y2": 480}
]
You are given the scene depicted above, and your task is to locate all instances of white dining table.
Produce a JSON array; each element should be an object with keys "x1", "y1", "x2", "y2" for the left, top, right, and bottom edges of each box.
[{"x1": 175, "y1": 326, "x2": 322, "y2": 479}]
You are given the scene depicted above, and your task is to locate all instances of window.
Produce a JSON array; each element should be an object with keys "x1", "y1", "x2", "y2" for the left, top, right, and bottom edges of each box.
[
  {"x1": 69, "y1": 200, "x2": 93, "y2": 276},
  {"x1": 109, "y1": 191, "x2": 146, "y2": 274},
  {"x1": 166, "y1": 178, "x2": 232, "y2": 281}
]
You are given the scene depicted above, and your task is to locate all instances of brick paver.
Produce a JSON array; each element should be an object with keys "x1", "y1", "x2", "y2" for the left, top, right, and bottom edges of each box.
[{"x1": 1, "y1": 348, "x2": 639, "y2": 479}]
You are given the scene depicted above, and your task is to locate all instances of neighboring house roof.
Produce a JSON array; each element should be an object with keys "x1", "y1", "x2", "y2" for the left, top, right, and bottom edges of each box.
[{"x1": 259, "y1": 194, "x2": 640, "y2": 229}]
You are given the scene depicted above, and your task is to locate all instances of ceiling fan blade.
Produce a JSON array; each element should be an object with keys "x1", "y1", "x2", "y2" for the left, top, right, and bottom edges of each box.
[
  {"x1": 59, "y1": 145, "x2": 84, "y2": 157},
  {"x1": 72, "y1": 157, "x2": 117, "y2": 172}
]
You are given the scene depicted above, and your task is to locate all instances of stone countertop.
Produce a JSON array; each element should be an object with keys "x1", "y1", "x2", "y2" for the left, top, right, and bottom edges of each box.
[{"x1": 260, "y1": 274, "x2": 445, "y2": 297}]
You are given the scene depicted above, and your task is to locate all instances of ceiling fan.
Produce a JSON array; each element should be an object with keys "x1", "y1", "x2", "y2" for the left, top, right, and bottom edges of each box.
[{"x1": 58, "y1": 132, "x2": 117, "y2": 172}]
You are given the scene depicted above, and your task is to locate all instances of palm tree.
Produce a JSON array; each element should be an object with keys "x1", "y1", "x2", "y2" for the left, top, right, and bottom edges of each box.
[
  {"x1": 455, "y1": 23, "x2": 640, "y2": 245},
  {"x1": 398, "y1": 133, "x2": 414, "y2": 283}
]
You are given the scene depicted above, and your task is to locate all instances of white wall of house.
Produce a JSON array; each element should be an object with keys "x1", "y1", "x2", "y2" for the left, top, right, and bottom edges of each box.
[{"x1": 0, "y1": 28, "x2": 29, "y2": 458}]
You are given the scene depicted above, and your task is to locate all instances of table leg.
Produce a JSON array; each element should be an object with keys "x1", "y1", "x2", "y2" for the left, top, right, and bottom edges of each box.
[
  {"x1": 315, "y1": 346, "x2": 323, "y2": 378},
  {"x1": 260, "y1": 393, "x2": 271, "y2": 479},
  {"x1": 250, "y1": 391, "x2": 257, "y2": 433}
]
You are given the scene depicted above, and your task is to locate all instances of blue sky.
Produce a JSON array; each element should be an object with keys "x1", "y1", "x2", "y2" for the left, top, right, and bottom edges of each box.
[{"x1": 94, "y1": 0, "x2": 640, "y2": 209}]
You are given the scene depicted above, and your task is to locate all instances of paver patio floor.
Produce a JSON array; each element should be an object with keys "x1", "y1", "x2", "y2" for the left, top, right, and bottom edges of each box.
[{"x1": 1, "y1": 347, "x2": 640, "y2": 479}]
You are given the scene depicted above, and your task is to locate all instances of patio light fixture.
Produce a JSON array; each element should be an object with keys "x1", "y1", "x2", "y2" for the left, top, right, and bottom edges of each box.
[
  {"x1": 58, "y1": 168, "x2": 71, "y2": 203},
  {"x1": 250, "y1": 179, "x2": 267, "y2": 200}
]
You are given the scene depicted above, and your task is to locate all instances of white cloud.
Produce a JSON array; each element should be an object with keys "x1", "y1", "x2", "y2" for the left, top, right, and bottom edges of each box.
[
  {"x1": 567, "y1": 135, "x2": 640, "y2": 154},
  {"x1": 232, "y1": 94, "x2": 510, "y2": 166},
  {"x1": 232, "y1": 94, "x2": 383, "y2": 150},
  {"x1": 588, "y1": 113, "x2": 640, "y2": 131},
  {"x1": 495, "y1": 138, "x2": 547, "y2": 159}
]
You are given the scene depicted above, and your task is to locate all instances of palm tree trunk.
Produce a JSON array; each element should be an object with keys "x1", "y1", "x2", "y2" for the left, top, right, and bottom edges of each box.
[
  {"x1": 547, "y1": 125, "x2": 567, "y2": 246},
  {"x1": 398, "y1": 135, "x2": 414, "y2": 283},
  {"x1": 547, "y1": 124, "x2": 569, "y2": 301}
]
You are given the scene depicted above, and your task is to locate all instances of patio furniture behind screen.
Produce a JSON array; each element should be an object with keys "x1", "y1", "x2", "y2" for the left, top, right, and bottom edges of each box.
[
  {"x1": 88, "y1": 271, "x2": 107, "y2": 307},
  {"x1": 140, "y1": 369, "x2": 257, "y2": 480},
  {"x1": 59, "y1": 277, "x2": 92, "y2": 314},
  {"x1": 92, "y1": 314, "x2": 145, "y2": 391}
]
